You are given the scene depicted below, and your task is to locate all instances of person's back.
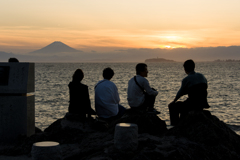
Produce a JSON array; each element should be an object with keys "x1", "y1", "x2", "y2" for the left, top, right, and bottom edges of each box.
[
  {"x1": 95, "y1": 79, "x2": 120, "y2": 118},
  {"x1": 128, "y1": 75, "x2": 150, "y2": 107},
  {"x1": 176, "y1": 71, "x2": 209, "y2": 108},
  {"x1": 95, "y1": 67, "x2": 125, "y2": 120},
  {"x1": 168, "y1": 59, "x2": 210, "y2": 125},
  {"x1": 68, "y1": 81, "x2": 91, "y2": 114},
  {"x1": 127, "y1": 63, "x2": 159, "y2": 113},
  {"x1": 68, "y1": 69, "x2": 95, "y2": 117}
]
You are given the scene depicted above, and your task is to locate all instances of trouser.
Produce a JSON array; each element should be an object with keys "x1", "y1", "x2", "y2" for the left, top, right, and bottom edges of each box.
[
  {"x1": 143, "y1": 93, "x2": 156, "y2": 109},
  {"x1": 100, "y1": 104, "x2": 126, "y2": 122},
  {"x1": 168, "y1": 99, "x2": 203, "y2": 126},
  {"x1": 131, "y1": 94, "x2": 156, "y2": 111}
]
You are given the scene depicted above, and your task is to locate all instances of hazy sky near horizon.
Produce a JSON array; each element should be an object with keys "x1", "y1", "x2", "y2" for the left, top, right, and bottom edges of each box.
[{"x1": 1, "y1": 0, "x2": 240, "y2": 53}]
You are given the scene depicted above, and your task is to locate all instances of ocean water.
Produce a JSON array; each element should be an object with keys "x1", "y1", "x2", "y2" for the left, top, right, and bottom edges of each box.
[{"x1": 35, "y1": 62, "x2": 240, "y2": 134}]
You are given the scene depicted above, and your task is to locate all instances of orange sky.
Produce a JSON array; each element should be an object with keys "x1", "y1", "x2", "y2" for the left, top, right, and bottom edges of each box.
[{"x1": 1, "y1": 0, "x2": 240, "y2": 53}]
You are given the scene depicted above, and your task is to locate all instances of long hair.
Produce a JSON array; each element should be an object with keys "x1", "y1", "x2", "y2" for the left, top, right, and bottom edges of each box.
[{"x1": 72, "y1": 69, "x2": 84, "y2": 82}]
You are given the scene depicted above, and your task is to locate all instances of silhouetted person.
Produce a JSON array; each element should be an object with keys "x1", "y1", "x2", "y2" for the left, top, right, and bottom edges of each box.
[
  {"x1": 95, "y1": 67, "x2": 126, "y2": 122},
  {"x1": 127, "y1": 63, "x2": 159, "y2": 113},
  {"x1": 8, "y1": 57, "x2": 19, "y2": 62},
  {"x1": 68, "y1": 69, "x2": 96, "y2": 120},
  {"x1": 168, "y1": 59, "x2": 210, "y2": 126}
]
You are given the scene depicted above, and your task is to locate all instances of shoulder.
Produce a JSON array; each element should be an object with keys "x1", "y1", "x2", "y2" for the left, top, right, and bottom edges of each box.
[
  {"x1": 136, "y1": 75, "x2": 148, "y2": 81},
  {"x1": 96, "y1": 80, "x2": 104, "y2": 86},
  {"x1": 108, "y1": 80, "x2": 117, "y2": 87},
  {"x1": 68, "y1": 81, "x2": 76, "y2": 88},
  {"x1": 97, "y1": 80, "x2": 115, "y2": 87},
  {"x1": 182, "y1": 74, "x2": 191, "y2": 82},
  {"x1": 128, "y1": 76, "x2": 134, "y2": 82},
  {"x1": 80, "y1": 83, "x2": 88, "y2": 89},
  {"x1": 195, "y1": 72, "x2": 206, "y2": 78},
  {"x1": 196, "y1": 72, "x2": 205, "y2": 76}
]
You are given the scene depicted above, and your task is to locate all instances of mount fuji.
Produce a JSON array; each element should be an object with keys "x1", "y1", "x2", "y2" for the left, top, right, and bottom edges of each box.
[{"x1": 29, "y1": 41, "x2": 81, "y2": 54}]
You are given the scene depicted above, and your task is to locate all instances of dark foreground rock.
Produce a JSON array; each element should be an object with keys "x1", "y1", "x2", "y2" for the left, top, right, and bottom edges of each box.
[
  {"x1": 0, "y1": 110, "x2": 240, "y2": 160},
  {"x1": 107, "y1": 109, "x2": 167, "y2": 135}
]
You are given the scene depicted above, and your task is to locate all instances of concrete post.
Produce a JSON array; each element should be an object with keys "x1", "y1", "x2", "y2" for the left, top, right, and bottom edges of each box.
[
  {"x1": 31, "y1": 141, "x2": 61, "y2": 160},
  {"x1": 114, "y1": 123, "x2": 138, "y2": 151},
  {"x1": 0, "y1": 63, "x2": 35, "y2": 142}
]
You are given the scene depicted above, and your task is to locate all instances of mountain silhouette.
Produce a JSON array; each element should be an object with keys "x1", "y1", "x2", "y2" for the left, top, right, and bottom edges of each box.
[{"x1": 29, "y1": 41, "x2": 81, "y2": 54}]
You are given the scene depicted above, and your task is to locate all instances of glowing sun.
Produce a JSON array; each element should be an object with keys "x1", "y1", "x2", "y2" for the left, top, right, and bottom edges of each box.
[{"x1": 165, "y1": 46, "x2": 171, "y2": 48}]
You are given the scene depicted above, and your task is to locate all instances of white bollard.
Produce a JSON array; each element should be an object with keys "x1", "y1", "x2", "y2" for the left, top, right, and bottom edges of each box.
[
  {"x1": 31, "y1": 141, "x2": 61, "y2": 160},
  {"x1": 114, "y1": 123, "x2": 138, "y2": 151}
]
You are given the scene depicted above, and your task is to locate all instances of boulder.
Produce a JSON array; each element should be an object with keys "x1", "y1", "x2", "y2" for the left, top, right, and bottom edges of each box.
[
  {"x1": 108, "y1": 109, "x2": 167, "y2": 135},
  {"x1": 1, "y1": 110, "x2": 240, "y2": 160}
]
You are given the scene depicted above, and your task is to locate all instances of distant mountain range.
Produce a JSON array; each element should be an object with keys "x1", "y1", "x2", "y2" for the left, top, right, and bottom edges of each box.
[
  {"x1": 1, "y1": 43, "x2": 240, "y2": 62},
  {"x1": 29, "y1": 41, "x2": 81, "y2": 54}
]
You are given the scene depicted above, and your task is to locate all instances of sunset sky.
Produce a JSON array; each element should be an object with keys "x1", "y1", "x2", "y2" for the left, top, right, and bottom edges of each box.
[{"x1": 1, "y1": 0, "x2": 240, "y2": 54}]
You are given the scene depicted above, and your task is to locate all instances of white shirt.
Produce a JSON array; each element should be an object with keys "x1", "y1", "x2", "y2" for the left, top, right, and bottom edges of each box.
[
  {"x1": 127, "y1": 75, "x2": 158, "y2": 107},
  {"x1": 95, "y1": 79, "x2": 120, "y2": 118}
]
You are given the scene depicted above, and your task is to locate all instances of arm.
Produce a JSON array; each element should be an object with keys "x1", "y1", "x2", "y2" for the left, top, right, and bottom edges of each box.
[
  {"x1": 142, "y1": 78, "x2": 158, "y2": 96},
  {"x1": 171, "y1": 78, "x2": 188, "y2": 103},
  {"x1": 85, "y1": 86, "x2": 96, "y2": 115},
  {"x1": 113, "y1": 84, "x2": 120, "y2": 104},
  {"x1": 85, "y1": 86, "x2": 91, "y2": 108}
]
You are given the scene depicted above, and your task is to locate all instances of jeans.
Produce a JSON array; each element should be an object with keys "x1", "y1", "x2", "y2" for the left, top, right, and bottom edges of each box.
[
  {"x1": 101, "y1": 104, "x2": 126, "y2": 122},
  {"x1": 168, "y1": 99, "x2": 203, "y2": 126}
]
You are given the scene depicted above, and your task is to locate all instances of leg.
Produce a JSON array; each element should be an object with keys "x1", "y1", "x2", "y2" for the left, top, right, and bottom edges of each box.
[
  {"x1": 143, "y1": 94, "x2": 156, "y2": 109},
  {"x1": 105, "y1": 105, "x2": 126, "y2": 122},
  {"x1": 117, "y1": 104, "x2": 126, "y2": 118},
  {"x1": 168, "y1": 101, "x2": 185, "y2": 126}
]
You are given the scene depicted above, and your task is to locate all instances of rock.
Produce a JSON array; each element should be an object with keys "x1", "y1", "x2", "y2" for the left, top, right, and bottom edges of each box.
[
  {"x1": 31, "y1": 141, "x2": 61, "y2": 160},
  {"x1": 1, "y1": 110, "x2": 240, "y2": 160},
  {"x1": 66, "y1": 110, "x2": 240, "y2": 160},
  {"x1": 108, "y1": 109, "x2": 167, "y2": 135},
  {"x1": 114, "y1": 123, "x2": 138, "y2": 151},
  {"x1": 35, "y1": 127, "x2": 42, "y2": 133},
  {"x1": 164, "y1": 110, "x2": 240, "y2": 160},
  {"x1": 44, "y1": 119, "x2": 63, "y2": 133}
]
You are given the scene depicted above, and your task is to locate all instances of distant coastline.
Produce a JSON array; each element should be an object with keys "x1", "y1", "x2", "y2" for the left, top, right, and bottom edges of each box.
[
  {"x1": 145, "y1": 58, "x2": 175, "y2": 63},
  {"x1": 214, "y1": 59, "x2": 240, "y2": 62}
]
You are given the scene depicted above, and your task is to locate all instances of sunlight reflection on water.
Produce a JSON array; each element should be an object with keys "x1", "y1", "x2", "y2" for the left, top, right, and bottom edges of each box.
[{"x1": 35, "y1": 62, "x2": 240, "y2": 135}]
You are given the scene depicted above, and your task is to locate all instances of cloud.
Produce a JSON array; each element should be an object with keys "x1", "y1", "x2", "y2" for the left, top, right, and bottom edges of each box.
[{"x1": 114, "y1": 49, "x2": 129, "y2": 52}]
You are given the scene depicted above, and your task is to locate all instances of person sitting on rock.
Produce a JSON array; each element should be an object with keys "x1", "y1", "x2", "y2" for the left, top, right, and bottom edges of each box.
[
  {"x1": 168, "y1": 59, "x2": 210, "y2": 126},
  {"x1": 127, "y1": 63, "x2": 159, "y2": 114},
  {"x1": 8, "y1": 57, "x2": 19, "y2": 62},
  {"x1": 68, "y1": 69, "x2": 96, "y2": 120},
  {"x1": 95, "y1": 67, "x2": 126, "y2": 122}
]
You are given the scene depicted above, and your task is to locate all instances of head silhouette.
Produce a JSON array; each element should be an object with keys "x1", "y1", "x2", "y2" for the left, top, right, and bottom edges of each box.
[
  {"x1": 103, "y1": 67, "x2": 114, "y2": 80},
  {"x1": 136, "y1": 63, "x2": 147, "y2": 75},
  {"x1": 72, "y1": 69, "x2": 84, "y2": 82},
  {"x1": 183, "y1": 59, "x2": 195, "y2": 73},
  {"x1": 8, "y1": 57, "x2": 19, "y2": 62}
]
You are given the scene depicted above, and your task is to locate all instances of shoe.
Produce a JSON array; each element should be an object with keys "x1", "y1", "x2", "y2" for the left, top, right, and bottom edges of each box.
[{"x1": 147, "y1": 108, "x2": 160, "y2": 114}]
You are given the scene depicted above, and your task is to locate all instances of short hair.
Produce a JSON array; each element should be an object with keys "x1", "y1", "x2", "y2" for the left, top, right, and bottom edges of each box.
[
  {"x1": 136, "y1": 63, "x2": 147, "y2": 75},
  {"x1": 72, "y1": 69, "x2": 84, "y2": 82},
  {"x1": 103, "y1": 67, "x2": 114, "y2": 79},
  {"x1": 183, "y1": 59, "x2": 195, "y2": 72},
  {"x1": 8, "y1": 57, "x2": 19, "y2": 62}
]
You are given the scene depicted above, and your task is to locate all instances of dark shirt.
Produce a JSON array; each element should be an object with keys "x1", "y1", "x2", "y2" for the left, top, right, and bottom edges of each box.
[
  {"x1": 176, "y1": 71, "x2": 210, "y2": 108},
  {"x1": 68, "y1": 81, "x2": 93, "y2": 115}
]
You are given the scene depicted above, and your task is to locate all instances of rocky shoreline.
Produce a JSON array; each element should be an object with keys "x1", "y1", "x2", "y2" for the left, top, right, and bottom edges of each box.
[{"x1": 1, "y1": 109, "x2": 240, "y2": 160}]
